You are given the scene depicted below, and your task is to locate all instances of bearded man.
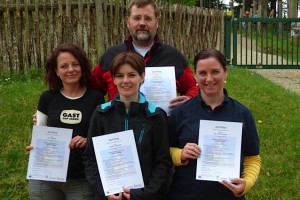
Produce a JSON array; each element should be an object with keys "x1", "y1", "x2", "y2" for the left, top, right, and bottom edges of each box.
[{"x1": 89, "y1": 0, "x2": 198, "y2": 108}]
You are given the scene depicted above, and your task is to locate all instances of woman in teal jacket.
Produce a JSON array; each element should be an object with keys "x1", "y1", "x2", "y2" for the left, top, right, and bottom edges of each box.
[{"x1": 83, "y1": 52, "x2": 172, "y2": 200}]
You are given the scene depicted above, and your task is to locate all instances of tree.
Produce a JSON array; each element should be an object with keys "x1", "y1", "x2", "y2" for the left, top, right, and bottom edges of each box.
[
  {"x1": 161, "y1": 0, "x2": 197, "y2": 6},
  {"x1": 195, "y1": 0, "x2": 227, "y2": 8},
  {"x1": 288, "y1": 0, "x2": 298, "y2": 18}
]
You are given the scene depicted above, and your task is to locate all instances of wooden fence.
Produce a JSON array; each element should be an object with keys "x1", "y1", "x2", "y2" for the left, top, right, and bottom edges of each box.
[{"x1": 0, "y1": 0, "x2": 224, "y2": 76}]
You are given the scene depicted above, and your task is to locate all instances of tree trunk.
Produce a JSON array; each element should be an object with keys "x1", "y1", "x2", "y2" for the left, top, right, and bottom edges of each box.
[
  {"x1": 253, "y1": 0, "x2": 257, "y2": 13},
  {"x1": 288, "y1": 0, "x2": 298, "y2": 18},
  {"x1": 278, "y1": 0, "x2": 282, "y2": 33},
  {"x1": 261, "y1": 0, "x2": 268, "y2": 18}
]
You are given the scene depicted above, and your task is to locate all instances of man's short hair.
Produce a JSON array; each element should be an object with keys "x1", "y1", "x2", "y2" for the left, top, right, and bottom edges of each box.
[{"x1": 126, "y1": 0, "x2": 160, "y2": 17}]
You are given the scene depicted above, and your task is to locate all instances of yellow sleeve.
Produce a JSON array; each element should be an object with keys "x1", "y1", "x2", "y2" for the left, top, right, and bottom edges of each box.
[
  {"x1": 241, "y1": 155, "x2": 261, "y2": 195},
  {"x1": 170, "y1": 147, "x2": 189, "y2": 166}
]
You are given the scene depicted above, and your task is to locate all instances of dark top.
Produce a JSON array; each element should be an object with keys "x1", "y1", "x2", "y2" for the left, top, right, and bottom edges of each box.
[
  {"x1": 38, "y1": 88, "x2": 104, "y2": 179},
  {"x1": 83, "y1": 92, "x2": 172, "y2": 200},
  {"x1": 168, "y1": 89, "x2": 260, "y2": 200}
]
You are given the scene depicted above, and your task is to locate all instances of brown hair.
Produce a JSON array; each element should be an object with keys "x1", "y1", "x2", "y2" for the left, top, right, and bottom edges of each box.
[
  {"x1": 126, "y1": 0, "x2": 160, "y2": 18},
  {"x1": 193, "y1": 48, "x2": 227, "y2": 72},
  {"x1": 45, "y1": 43, "x2": 91, "y2": 91},
  {"x1": 110, "y1": 52, "x2": 145, "y2": 78}
]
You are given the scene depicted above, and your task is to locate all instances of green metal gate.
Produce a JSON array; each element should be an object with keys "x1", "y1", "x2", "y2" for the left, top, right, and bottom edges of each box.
[{"x1": 226, "y1": 17, "x2": 300, "y2": 69}]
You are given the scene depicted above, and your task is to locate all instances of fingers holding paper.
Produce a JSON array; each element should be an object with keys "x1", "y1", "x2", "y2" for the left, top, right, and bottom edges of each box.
[
  {"x1": 26, "y1": 145, "x2": 33, "y2": 155},
  {"x1": 123, "y1": 188, "x2": 131, "y2": 200},
  {"x1": 181, "y1": 143, "x2": 201, "y2": 163},
  {"x1": 69, "y1": 135, "x2": 87, "y2": 149},
  {"x1": 221, "y1": 178, "x2": 245, "y2": 197},
  {"x1": 107, "y1": 193, "x2": 123, "y2": 200}
]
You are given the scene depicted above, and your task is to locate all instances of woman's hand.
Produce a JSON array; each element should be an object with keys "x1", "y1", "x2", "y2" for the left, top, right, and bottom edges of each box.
[
  {"x1": 26, "y1": 145, "x2": 33, "y2": 155},
  {"x1": 181, "y1": 143, "x2": 201, "y2": 163},
  {"x1": 107, "y1": 193, "x2": 123, "y2": 200},
  {"x1": 221, "y1": 178, "x2": 245, "y2": 197},
  {"x1": 69, "y1": 135, "x2": 87, "y2": 149},
  {"x1": 32, "y1": 113, "x2": 37, "y2": 125},
  {"x1": 123, "y1": 188, "x2": 131, "y2": 200}
]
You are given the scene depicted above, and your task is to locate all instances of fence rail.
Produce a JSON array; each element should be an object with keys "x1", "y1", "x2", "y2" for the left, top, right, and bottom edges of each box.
[
  {"x1": 232, "y1": 17, "x2": 300, "y2": 69},
  {"x1": 0, "y1": 0, "x2": 224, "y2": 76}
]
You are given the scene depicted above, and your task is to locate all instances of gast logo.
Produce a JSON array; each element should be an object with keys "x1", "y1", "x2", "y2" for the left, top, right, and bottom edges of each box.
[{"x1": 60, "y1": 110, "x2": 82, "y2": 124}]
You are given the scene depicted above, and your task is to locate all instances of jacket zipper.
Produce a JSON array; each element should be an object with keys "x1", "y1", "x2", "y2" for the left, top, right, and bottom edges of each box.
[
  {"x1": 138, "y1": 123, "x2": 146, "y2": 144},
  {"x1": 125, "y1": 111, "x2": 146, "y2": 144},
  {"x1": 124, "y1": 114, "x2": 129, "y2": 130}
]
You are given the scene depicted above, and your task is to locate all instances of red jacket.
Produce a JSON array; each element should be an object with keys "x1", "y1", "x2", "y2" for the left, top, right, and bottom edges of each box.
[{"x1": 90, "y1": 35, "x2": 198, "y2": 101}]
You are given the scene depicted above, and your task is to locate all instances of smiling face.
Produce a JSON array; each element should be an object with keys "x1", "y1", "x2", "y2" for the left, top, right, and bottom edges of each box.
[
  {"x1": 195, "y1": 57, "x2": 227, "y2": 98},
  {"x1": 113, "y1": 63, "x2": 145, "y2": 102},
  {"x1": 55, "y1": 52, "x2": 82, "y2": 87},
  {"x1": 126, "y1": 4, "x2": 159, "y2": 47}
]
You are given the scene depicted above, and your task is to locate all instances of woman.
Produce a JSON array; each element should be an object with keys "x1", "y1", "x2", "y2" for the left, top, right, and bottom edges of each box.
[
  {"x1": 83, "y1": 52, "x2": 172, "y2": 200},
  {"x1": 168, "y1": 49, "x2": 261, "y2": 200},
  {"x1": 26, "y1": 43, "x2": 105, "y2": 200}
]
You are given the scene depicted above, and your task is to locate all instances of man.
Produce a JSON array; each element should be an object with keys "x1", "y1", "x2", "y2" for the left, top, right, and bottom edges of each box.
[{"x1": 90, "y1": 0, "x2": 198, "y2": 108}]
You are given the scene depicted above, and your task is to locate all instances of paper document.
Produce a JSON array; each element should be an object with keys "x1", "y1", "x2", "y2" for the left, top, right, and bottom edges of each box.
[
  {"x1": 140, "y1": 66, "x2": 177, "y2": 115},
  {"x1": 27, "y1": 125, "x2": 72, "y2": 182},
  {"x1": 196, "y1": 120, "x2": 242, "y2": 182},
  {"x1": 92, "y1": 130, "x2": 144, "y2": 196}
]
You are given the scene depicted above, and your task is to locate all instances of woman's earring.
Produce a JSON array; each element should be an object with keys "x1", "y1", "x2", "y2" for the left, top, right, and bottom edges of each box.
[{"x1": 224, "y1": 79, "x2": 227, "y2": 83}]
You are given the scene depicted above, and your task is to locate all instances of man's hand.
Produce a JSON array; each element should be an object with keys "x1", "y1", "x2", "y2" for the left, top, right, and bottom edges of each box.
[{"x1": 169, "y1": 96, "x2": 190, "y2": 109}]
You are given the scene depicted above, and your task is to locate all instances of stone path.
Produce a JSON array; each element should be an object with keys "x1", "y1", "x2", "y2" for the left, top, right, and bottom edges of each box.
[{"x1": 249, "y1": 69, "x2": 300, "y2": 95}]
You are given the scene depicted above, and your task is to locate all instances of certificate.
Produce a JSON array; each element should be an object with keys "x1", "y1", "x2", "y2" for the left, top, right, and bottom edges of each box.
[
  {"x1": 196, "y1": 120, "x2": 242, "y2": 182},
  {"x1": 27, "y1": 125, "x2": 72, "y2": 182},
  {"x1": 92, "y1": 130, "x2": 144, "y2": 196},
  {"x1": 140, "y1": 66, "x2": 177, "y2": 115}
]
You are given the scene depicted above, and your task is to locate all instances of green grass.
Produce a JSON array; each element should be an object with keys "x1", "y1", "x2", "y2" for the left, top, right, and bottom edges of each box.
[
  {"x1": 227, "y1": 67, "x2": 300, "y2": 200},
  {"x1": 0, "y1": 76, "x2": 46, "y2": 199},
  {"x1": 0, "y1": 67, "x2": 300, "y2": 199}
]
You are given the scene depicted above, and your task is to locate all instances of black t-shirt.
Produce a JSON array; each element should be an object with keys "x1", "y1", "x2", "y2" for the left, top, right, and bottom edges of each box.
[{"x1": 38, "y1": 88, "x2": 104, "y2": 179}]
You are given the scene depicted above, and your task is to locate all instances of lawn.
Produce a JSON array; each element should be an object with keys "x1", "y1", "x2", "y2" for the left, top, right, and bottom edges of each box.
[{"x1": 0, "y1": 67, "x2": 299, "y2": 199}]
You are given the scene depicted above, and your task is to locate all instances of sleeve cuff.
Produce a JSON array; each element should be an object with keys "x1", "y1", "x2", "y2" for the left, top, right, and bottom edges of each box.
[{"x1": 170, "y1": 147, "x2": 189, "y2": 166}]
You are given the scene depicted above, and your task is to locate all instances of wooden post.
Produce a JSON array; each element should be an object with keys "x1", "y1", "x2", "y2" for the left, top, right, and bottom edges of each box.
[
  {"x1": 5, "y1": 0, "x2": 14, "y2": 74},
  {"x1": 16, "y1": 0, "x2": 24, "y2": 74},
  {"x1": 57, "y1": 0, "x2": 63, "y2": 45},
  {"x1": 78, "y1": 0, "x2": 83, "y2": 47},
  {"x1": 65, "y1": 0, "x2": 72, "y2": 43},
  {"x1": 24, "y1": 0, "x2": 31, "y2": 69},
  {"x1": 41, "y1": 0, "x2": 48, "y2": 66},
  {"x1": 95, "y1": 0, "x2": 105, "y2": 57},
  {"x1": 0, "y1": 11, "x2": 3, "y2": 71}
]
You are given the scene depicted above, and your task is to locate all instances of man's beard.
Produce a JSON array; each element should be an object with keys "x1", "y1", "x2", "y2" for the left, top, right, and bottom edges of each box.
[{"x1": 134, "y1": 31, "x2": 154, "y2": 43}]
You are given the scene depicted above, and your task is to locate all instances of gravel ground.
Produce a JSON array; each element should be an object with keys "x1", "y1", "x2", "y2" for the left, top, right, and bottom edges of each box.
[{"x1": 248, "y1": 69, "x2": 300, "y2": 95}]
